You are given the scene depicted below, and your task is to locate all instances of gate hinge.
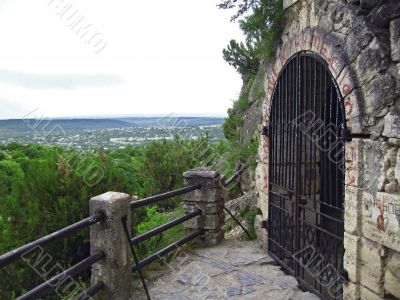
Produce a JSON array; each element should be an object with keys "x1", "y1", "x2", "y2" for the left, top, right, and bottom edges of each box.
[
  {"x1": 261, "y1": 126, "x2": 269, "y2": 136},
  {"x1": 340, "y1": 128, "x2": 370, "y2": 141},
  {"x1": 341, "y1": 269, "x2": 349, "y2": 282},
  {"x1": 261, "y1": 219, "x2": 268, "y2": 230}
]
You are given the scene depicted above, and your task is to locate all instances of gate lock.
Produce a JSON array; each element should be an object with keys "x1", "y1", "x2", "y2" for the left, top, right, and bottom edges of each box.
[
  {"x1": 261, "y1": 125, "x2": 269, "y2": 136},
  {"x1": 261, "y1": 219, "x2": 268, "y2": 230}
]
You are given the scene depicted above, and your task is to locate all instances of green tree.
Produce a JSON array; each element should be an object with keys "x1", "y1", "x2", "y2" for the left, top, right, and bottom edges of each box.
[
  {"x1": 217, "y1": 0, "x2": 259, "y2": 21},
  {"x1": 219, "y1": 0, "x2": 284, "y2": 79},
  {"x1": 223, "y1": 94, "x2": 249, "y2": 142},
  {"x1": 0, "y1": 138, "x2": 211, "y2": 299},
  {"x1": 140, "y1": 135, "x2": 196, "y2": 210},
  {"x1": 223, "y1": 40, "x2": 259, "y2": 81}
]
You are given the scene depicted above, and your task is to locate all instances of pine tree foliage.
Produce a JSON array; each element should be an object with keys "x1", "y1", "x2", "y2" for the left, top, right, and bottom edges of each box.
[{"x1": 219, "y1": 0, "x2": 284, "y2": 78}]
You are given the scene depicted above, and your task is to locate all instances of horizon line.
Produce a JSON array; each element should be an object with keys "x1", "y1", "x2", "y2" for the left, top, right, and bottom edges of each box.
[{"x1": 0, "y1": 113, "x2": 227, "y2": 121}]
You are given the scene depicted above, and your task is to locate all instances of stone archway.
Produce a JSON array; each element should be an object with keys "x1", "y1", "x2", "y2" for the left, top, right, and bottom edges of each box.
[
  {"x1": 263, "y1": 27, "x2": 361, "y2": 131},
  {"x1": 255, "y1": 1, "x2": 400, "y2": 299},
  {"x1": 266, "y1": 50, "x2": 347, "y2": 299},
  {"x1": 257, "y1": 26, "x2": 362, "y2": 219}
]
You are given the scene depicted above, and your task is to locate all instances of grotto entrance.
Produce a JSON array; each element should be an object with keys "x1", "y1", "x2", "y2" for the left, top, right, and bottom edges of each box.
[{"x1": 267, "y1": 52, "x2": 346, "y2": 299}]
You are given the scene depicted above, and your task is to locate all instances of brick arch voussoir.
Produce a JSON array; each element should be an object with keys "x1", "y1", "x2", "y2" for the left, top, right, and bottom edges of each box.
[{"x1": 262, "y1": 27, "x2": 363, "y2": 133}]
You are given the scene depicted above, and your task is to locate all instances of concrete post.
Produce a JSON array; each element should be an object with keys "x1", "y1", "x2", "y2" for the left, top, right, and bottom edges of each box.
[
  {"x1": 89, "y1": 192, "x2": 132, "y2": 300},
  {"x1": 183, "y1": 167, "x2": 224, "y2": 246}
]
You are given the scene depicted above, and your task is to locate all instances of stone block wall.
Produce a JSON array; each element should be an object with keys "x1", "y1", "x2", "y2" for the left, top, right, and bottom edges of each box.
[
  {"x1": 254, "y1": 0, "x2": 400, "y2": 298},
  {"x1": 344, "y1": 138, "x2": 400, "y2": 299},
  {"x1": 183, "y1": 168, "x2": 224, "y2": 246}
]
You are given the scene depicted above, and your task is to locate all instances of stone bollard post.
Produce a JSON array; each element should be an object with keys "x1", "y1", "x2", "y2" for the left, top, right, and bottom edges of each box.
[
  {"x1": 89, "y1": 192, "x2": 133, "y2": 300},
  {"x1": 183, "y1": 167, "x2": 224, "y2": 246}
]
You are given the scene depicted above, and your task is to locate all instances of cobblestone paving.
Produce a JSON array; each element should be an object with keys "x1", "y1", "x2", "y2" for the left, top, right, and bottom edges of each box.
[{"x1": 134, "y1": 240, "x2": 320, "y2": 300}]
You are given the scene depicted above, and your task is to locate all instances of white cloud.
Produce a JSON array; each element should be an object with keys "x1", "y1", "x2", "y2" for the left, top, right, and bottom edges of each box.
[
  {"x1": 0, "y1": 69, "x2": 122, "y2": 89},
  {"x1": 0, "y1": 0, "x2": 244, "y2": 119}
]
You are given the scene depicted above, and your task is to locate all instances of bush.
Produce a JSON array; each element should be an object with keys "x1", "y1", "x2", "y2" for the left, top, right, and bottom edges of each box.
[
  {"x1": 140, "y1": 135, "x2": 197, "y2": 210},
  {"x1": 135, "y1": 206, "x2": 185, "y2": 259},
  {"x1": 239, "y1": 204, "x2": 260, "y2": 239},
  {"x1": 223, "y1": 95, "x2": 249, "y2": 142},
  {"x1": 0, "y1": 138, "x2": 207, "y2": 299}
]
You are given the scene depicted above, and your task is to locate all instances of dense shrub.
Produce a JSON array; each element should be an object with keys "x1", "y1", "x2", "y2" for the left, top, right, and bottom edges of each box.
[{"x1": 0, "y1": 138, "x2": 201, "y2": 299}]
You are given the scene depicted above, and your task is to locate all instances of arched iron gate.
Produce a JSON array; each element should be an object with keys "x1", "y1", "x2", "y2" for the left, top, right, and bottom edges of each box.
[{"x1": 267, "y1": 52, "x2": 346, "y2": 299}]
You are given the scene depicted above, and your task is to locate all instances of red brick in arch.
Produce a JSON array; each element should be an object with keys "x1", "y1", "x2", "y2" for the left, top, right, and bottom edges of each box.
[{"x1": 262, "y1": 28, "x2": 360, "y2": 129}]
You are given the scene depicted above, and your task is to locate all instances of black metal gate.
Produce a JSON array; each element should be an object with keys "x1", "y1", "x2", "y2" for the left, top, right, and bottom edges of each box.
[{"x1": 268, "y1": 52, "x2": 346, "y2": 299}]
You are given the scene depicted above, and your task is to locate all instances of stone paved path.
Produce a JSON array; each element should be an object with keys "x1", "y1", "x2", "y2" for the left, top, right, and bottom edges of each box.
[{"x1": 134, "y1": 240, "x2": 320, "y2": 300}]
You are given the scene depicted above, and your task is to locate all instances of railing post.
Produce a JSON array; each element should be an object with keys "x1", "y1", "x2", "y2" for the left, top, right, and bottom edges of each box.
[
  {"x1": 183, "y1": 167, "x2": 224, "y2": 246},
  {"x1": 89, "y1": 192, "x2": 132, "y2": 299}
]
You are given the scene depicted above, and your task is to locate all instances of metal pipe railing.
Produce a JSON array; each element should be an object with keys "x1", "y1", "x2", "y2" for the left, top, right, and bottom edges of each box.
[
  {"x1": 132, "y1": 229, "x2": 203, "y2": 272},
  {"x1": 16, "y1": 251, "x2": 105, "y2": 300},
  {"x1": 0, "y1": 213, "x2": 105, "y2": 269},
  {"x1": 223, "y1": 164, "x2": 246, "y2": 187},
  {"x1": 74, "y1": 282, "x2": 105, "y2": 300},
  {"x1": 131, "y1": 209, "x2": 202, "y2": 245},
  {"x1": 130, "y1": 184, "x2": 202, "y2": 209},
  {"x1": 221, "y1": 205, "x2": 252, "y2": 240},
  {"x1": 3, "y1": 180, "x2": 205, "y2": 299}
]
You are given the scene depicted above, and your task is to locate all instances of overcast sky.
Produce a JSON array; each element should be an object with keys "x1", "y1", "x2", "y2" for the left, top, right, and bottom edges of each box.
[{"x1": 0, "y1": 0, "x2": 244, "y2": 120}]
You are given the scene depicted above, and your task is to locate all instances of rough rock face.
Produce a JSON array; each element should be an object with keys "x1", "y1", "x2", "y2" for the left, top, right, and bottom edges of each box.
[
  {"x1": 390, "y1": 18, "x2": 400, "y2": 61},
  {"x1": 247, "y1": 0, "x2": 400, "y2": 299},
  {"x1": 238, "y1": 62, "x2": 267, "y2": 193},
  {"x1": 383, "y1": 108, "x2": 400, "y2": 138},
  {"x1": 240, "y1": 100, "x2": 262, "y2": 144},
  {"x1": 254, "y1": 214, "x2": 267, "y2": 250},
  {"x1": 240, "y1": 60, "x2": 269, "y2": 144},
  {"x1": 239, "y1": 167, "x2": 256, "y2": 193},
  {"x1": 384, "y1": 251, "x2": 400, "y2": 299},
  {"x1": 225, "y1": 191, "x2": 257, "y2": 215}
]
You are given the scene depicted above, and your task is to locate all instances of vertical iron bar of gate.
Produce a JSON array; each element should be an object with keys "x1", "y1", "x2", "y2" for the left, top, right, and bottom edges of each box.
[
  {"x1": 335, "y1": 78, "x2": 340, "y2": 298},
  {"x1": 268, "y1": 52, "x2": 346, "y2": 299},
  {"x1": 312, "y1": 57, "x2": 317, "y2": 290},
  {"x1": 307, "y1": 56, "x2": 311, "y2": 278},
  {"x1": 278, "y1": 71, "x2": 282, "y2": 258},
  {"x1": 329, "y1": 76, "x2": 334, "y2": 221},
  {"x1": 290, "y1": 57, "x2": 295, "y2": 271},
  {"x1": 300, "y1": 55, "x2": 304, "y2": 281},
  {"x1": 286, "y1": 61, "x2": 290, "y2": 267},
  {"x1": 302, "y1": 56, "x2": 305, "y2": 282},
  {"x1": 306, "y1": 56, "x2": 310, "y2": 281},
  {"x1": 282, "y1": 66, "x2": 285, "y2": 258},
  {"x1": 288, "y1": 56, "x2": 293, "y2": 271},
  {"x1": 284, "y1": 68, "x2": 288, "y2": 257},
  {"x1": 335, "y1": 67, "x2": 340, "y2": 299},
  {"x1": 300, "y1": 55, "x2": 305, "y2": 273},
  {"x1": 294, "y1": 53, "x2": 300, "y2": 278},
  {"x1": 302, "y1": 55, "x2": 307, "y2": 281},
  {"x1": 323, "y1": 62, "x2": 329, "y2": 296},
  {"x1": 318, "y1": 62, "x2": 324, "y2": 295},
  {"x1": 279, "y1": 73, "x2": 283, "y2": 258},
  {"x1": 329, "y1": 73, "x2": 336, "y2": 298},
  {"x1": 269, "y1": 76, "x2": 273, "y2": 257}
]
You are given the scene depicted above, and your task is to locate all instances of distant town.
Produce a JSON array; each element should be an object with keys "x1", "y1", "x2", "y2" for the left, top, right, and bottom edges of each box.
[{"x1": 0, "y1": 117, "x2": 225, "y2": 150}]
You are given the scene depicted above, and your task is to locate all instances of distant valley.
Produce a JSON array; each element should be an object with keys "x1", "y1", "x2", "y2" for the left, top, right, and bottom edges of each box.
[{"x1": 0, "y1": 117, "x2": 225, "y2": 150}]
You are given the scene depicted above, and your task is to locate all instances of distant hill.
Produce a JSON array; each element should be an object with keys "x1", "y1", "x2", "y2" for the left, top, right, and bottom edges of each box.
[
  {"x1": 0, "y1": 117, "x2": 224, "y2": 133},
  {"x1": 118, "y1": 117, "x2": 224, "y2": 127},
  {"x1": 0, "y1": 119, "x2": 135, "y2": 132}
]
